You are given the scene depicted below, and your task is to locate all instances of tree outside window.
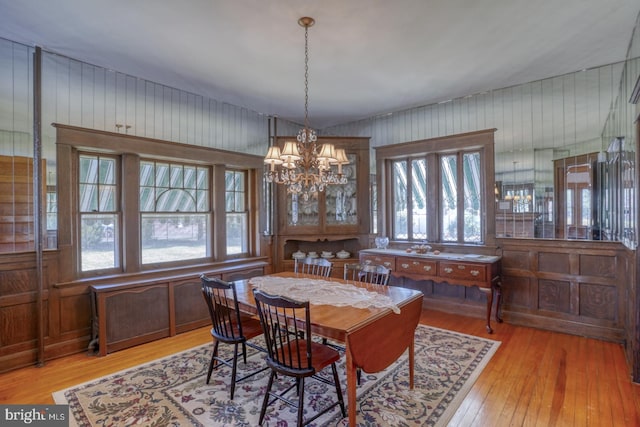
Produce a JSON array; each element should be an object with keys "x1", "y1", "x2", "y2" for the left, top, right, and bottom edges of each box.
[
  {"x1": 139, "y1": 161, "x2": 210, "y2": 264},
  {"x1": 225, "y1": 170, "x2": 248, "y2": 255}
]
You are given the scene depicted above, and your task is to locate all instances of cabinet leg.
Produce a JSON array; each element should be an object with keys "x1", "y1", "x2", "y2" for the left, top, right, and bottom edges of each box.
[
  {"x1": 481, "y1": 287, "x2": 494, "y2": 334},
  {"x1": 494, "y1": 279, "x2": 503, "y2": 323}
]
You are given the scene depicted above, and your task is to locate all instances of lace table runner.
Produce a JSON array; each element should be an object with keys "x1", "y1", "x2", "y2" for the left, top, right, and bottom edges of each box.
[{"x1": 249, "y1": 276, "x2": 400, "y2": 314}]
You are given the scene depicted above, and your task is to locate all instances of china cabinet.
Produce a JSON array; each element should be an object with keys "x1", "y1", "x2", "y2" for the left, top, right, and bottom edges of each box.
[{"x1": 273, "y1": 136, "x2": 370, "y2": 278}]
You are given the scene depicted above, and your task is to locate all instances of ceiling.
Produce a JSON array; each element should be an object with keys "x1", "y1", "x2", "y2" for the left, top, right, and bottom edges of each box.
[{"x1": 0, "y1": 0, "x2": 638, "y2": 129}]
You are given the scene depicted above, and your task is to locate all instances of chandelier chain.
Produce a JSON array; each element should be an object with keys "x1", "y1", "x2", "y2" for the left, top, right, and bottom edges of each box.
[
  {"x1": 304, "y1": 24, "x2": 310, "y2": 130},
  {"x1": 262, "y1": 16, "x2": 349, "y2": 201}
]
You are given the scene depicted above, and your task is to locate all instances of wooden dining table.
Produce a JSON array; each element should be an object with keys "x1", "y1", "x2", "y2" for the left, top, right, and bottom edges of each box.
[{"x1": 233, "y1": 271, "x2": 424, "y2": 427}]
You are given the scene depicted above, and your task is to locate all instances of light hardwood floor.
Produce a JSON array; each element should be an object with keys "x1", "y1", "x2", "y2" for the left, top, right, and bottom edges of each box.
[{"x1": 1, "y1": 309, "x2": 639, "y2": 426}]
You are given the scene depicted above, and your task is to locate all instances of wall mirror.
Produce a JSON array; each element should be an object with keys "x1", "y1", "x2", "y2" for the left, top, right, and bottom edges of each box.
[
  {"x1": 488, "y1": 61, "x2": 637, "y2": 247},
  {"x1": 348, "y1": 59, "x2": 639, "y2": 247}
]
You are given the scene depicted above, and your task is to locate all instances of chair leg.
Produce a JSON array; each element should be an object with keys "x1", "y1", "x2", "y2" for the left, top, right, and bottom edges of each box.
[
  {"x1": 259, "y1": 371, "x2": 276, "y2": 425},
  {"x1": 206, "y1": 341, "x2": 219, "y2": 384},
  {"x1": 332, "y1": 363, "x2": 346, "y2": 418},
  {"x1": 242, "y1": 342, "x2": 248, "y2": 364},
  {"x1": 229, "y1": 343, "x2": 239, "y2": 400},
  {"x1": 297, "y1": 377, "x2": 305, "y2": 427}
]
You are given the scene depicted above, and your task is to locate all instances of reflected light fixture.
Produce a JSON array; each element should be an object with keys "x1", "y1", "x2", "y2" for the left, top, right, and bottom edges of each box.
[{"x1": 263, "y1": 16, "x2": 349, "y2": 200}]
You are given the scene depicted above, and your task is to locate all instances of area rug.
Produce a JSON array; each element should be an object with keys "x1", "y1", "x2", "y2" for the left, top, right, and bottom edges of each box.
[{"x1": 53, "y1": 325, "x2": 500, "y2": 426}]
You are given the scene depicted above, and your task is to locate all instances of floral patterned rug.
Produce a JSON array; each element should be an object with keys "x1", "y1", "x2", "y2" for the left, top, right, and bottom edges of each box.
[{"x1": 53, "y1": 325, "x2": 500, "y2": 426}]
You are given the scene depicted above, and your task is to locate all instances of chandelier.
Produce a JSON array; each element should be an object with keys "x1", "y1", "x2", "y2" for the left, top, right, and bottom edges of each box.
[{"x1": 263, "y1": 16, "x2": 349, "y2": 200}]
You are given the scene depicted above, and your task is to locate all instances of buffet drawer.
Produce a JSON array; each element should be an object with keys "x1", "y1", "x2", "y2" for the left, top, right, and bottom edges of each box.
[
  {"x1": 360, "y1": 254, "x2": 396, "y2": 270},
  {"x1": 396, "y1": 258, "x2": 437, "y2": 275},
  {"x1": 438, "y1": 262, "x2": 487, "y2": 281}
]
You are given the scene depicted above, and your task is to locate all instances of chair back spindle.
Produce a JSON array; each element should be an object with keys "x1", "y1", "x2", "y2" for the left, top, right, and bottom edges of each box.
[
  {"x1": 201, "y1": 275, "x2": 267, "y2": 399},
  {"x1": 253, "y1": 289, "x2": 346, "y2": 426},
  {"x1": 343, "y1": 263, "x2": 391, "y2": 286},
  {"x1": 294, "y1": 256, "x2": 333, "y2": 278}
]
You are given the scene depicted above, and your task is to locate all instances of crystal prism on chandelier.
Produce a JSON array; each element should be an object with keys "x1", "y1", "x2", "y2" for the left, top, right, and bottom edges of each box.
[{"x1": 263, "y1": 16, "x2": 350, "y2": 201}]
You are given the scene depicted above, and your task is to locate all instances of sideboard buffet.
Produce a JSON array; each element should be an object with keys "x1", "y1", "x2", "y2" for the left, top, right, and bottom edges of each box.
[{"x1": 360, "y1": 248, "x2": 502, "y2": 333}]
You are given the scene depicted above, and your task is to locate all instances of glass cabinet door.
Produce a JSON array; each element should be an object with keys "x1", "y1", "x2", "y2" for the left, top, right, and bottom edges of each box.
[
  {"x1": 326, "y1": 154, "x2": 358, "y2": 226},
  {"x1": 287, "y1": 192, "x2": 319, "y2": 226}
]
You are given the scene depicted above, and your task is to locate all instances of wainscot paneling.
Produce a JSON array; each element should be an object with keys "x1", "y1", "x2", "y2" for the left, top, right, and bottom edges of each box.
[
  {"x1": 0, "y1": 253, "x2": 267, "y2": 373},
  {"x1": 0, "y1": 251, "x2": 72, "y2": 373},
  {"x1": 88, "y1": 260, "x2": 267, "y2": 357},
  {"x1": 173, "y1": 279, "x2": 210, "y2": 334},
  {"x1": 382, "y1": 239, "x2": 629, "y2": 346},
  {"x1": 498, "y1": 238, "x2": 629, "y2": 344}
]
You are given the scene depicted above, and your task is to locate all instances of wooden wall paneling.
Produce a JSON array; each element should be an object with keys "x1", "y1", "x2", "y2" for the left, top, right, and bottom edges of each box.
[
  {"x1": 538, "y1": 252, "x2": 570, "y2": 274},
  {"x1": 121, "y1": 153, "x2": 141, "y2": 273},
  {"x1": 1, "y1": 301, "x2": 37, "y2": 346},
  {"x1": 433, "y1": 281, "x2": 466, "y2": 299},
  {"x1": 511, "y1": 276, "x2": 533, "y2": 308},
  {"x1": 58, "y1": 292, "x2": 92, "y2": 334},
  {"x1": 579, "y1": 253, "x2": 617, "y2": 278},
  {"x1": 55, "y1": 143, "x2": 75, "y2": 283},
  {"x1": 0, "y1": 156, "x2": 46, "y2": 253},
  {"x1": 497, "y1": 238, "x2": 627, "y2": 343},
  {"x1": 634, "y1": 117, "x2": 640, "y2": 382},
  {"x1": 579, "y1": 282, "x2": 617, "y2": 321},
  {"x1": 538, "y1": 280, "x2": 571, "y2": 313},
  {"x1": 569, "y1": 279, "x2": 580, "y2": 316},
  {"x1": 464, "y1": 285, "x2": 486, "y2": 303},
  {"x1": 45, "y1": 51, "x2": 273, "y2": 153},
  {"x1": 82, "y1": 261, "x2": 266, "y2": 359},
  {"x1": 0, "y1": 253, "x2": 39, "y2": 371},
  {"x1": 46, "y1": 266, "x2": 60, "y2": 340},
  {"x1": 221, "y1": 265, "x2": 265, "y2": 282},
  {"x1": 501, "y1": 249, "x2": 530, "y2": 270},
  {"x1": 102, "y1": 284, "x2": 170, "y2": 355},
  {"x1": 172, "y1": 279, "x2": 209, "y2": 334}
]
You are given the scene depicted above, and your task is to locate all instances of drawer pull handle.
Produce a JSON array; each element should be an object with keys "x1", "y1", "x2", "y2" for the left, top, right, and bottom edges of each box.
[
  {"x1": 457, "y1": 265, "x2": 466, "y2": 270},
  {"x1": 384, "y1": 262, "x2": 391, "y2": 267},
  {"x1": 444, "y1": 267, "x2": 453, "y2": 273},
  {"x1": 423, "y1": 266, "x2": 432, "y2": 272},
  {"x1": 412, "y1": 261, "x2": 419, "y2": 265},
  {"x1": 401, "y1": 263, "x2": 409, "y2": 268},
  {"x1": 470, "y1": 270, "x2": 480, "y2": 276}
]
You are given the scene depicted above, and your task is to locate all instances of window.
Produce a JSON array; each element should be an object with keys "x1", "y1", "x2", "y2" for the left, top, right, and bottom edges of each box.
[
  {"x1": 441, "y1": 154, "x2": 458, "y2": 241},
  {"x1": 225, "y1": 170, "x2": 248, "y2": 255},
  {"x1": 378, "y1": 130, "x2": 494, "y2": 245},
  {"x1": 140, "y1": 160, "x2": 210, "y2": 264},
  {"x1": 462, "y1": 152, "x2": 482, "y2": 242},
  {"x1": 59, "y1": 126, "x2": 263, "y2": 278},
  {"x1": 79, "y1": 154, "x2": 119, "y2": 271},
  {"x1": 391, "y1": 151, "x2": 482, "y2": 243},
  {"x1": 391, "y1": 159, "x2": 428, "y2": 240}
]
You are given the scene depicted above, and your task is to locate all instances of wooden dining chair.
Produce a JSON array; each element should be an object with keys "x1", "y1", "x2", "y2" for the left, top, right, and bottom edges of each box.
[
  {"x1": 200, "y1": 274, "x2": 268, "y2": 400},
  {"x1": 342, "y1": 262, "x2": 391, "y2": 384},
  {"x1": 344, "y1": 263, "x2": 391, "y2": 286},
  {"x1": 253, "y1": 289, "x2": 346, "y2": 427},
  {"x1": 294, "y1": 256, "x2": 333, "y2": 277}
]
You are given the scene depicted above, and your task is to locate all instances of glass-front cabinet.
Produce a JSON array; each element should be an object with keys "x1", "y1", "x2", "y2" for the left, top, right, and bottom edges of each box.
[
  {"x1": 286, "y1": 153, "x2": 359, "y2": 228},
  {"x1": 325, "y1": 154, "x2": 358, "y2": 226},
  {"x1": 274, "y1": 136, "x2": 370, "y2": 276}
]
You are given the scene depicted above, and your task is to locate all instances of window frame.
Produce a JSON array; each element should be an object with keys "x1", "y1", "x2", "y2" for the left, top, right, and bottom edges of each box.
[
  {"x1": 225, "y1": 169, "x2": 250, "y2": 257},
  {"x1": 77, "y1": 152, "x2": 121, "y2": 274},
  {"x1": 139, "y1": 159, "x2": 212, "y2": 266},
  {"x1": 376, "y1": 129, "x2": 496, "y2": 247},
  {"x1": 55, "y1": 124, "x2": 264, "y2": 279}
]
